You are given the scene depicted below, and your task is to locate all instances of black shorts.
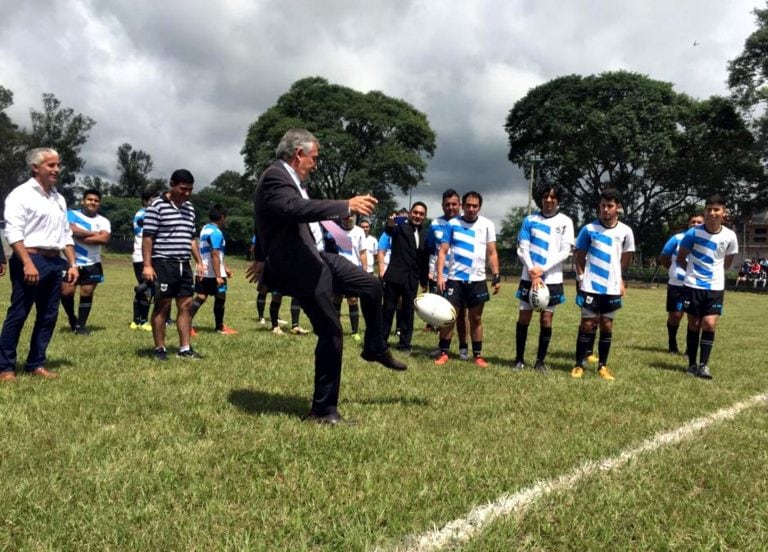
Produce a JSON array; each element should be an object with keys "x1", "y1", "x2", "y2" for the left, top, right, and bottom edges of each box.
[
  {"x1": 576, "y1": 291, "x2": 622, "y2": 315},
  {"x1": 682, "y1": 287, "x2": 724, "y2": 317},
  {"x1": 444, "y1": 280, "x2": 490, "y2": 310},
  {"x1": 666, "y1": 285, "x2": 686, "y2": 313},
  {"x1": 153, "y1": 258, "x2": 194, "y2": 298},
  {"x1": 75, "y1": 263, "x2": 104, "y2": 285},
  {"x1": 515, "y1": 280, "x2": 565, "y2": 309},
  {"x1": 195, "y1": 277, "x2": 228, "y2": 295}
]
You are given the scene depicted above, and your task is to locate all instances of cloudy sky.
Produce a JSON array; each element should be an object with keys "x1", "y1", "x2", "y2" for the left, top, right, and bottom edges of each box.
[{"x1": 0, "y1": 0, "x2": 761, "y2": 224}]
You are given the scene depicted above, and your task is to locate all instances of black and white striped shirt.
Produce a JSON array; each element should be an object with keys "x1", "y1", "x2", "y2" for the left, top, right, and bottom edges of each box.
[{"x1": 143, "y1": 194, "x2": 196, "y2": 260}]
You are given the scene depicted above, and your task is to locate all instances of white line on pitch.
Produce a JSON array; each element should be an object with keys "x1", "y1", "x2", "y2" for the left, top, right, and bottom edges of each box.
[{"x1": 388, "y1": 392, "x2": 768, "y2": 552}]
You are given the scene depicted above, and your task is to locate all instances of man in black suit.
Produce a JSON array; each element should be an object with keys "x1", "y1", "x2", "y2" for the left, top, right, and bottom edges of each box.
[
  {"x1": 250, "y1": 128, "x2": 407, "y2": 425},
  {"x1": 382, "y1": 202, "x2": 430, "y2": 352}
]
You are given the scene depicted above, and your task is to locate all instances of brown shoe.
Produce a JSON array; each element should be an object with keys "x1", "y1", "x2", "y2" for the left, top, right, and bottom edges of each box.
[
  {"x1": 360, "y1": 349, "x2": 407, "y2": 371},
  {"x1": 0, "y1": 371, "x2": 16, "y2": 382},
  {"x1": 29, "y1": 367, "x2": 58, "y2": 379}
]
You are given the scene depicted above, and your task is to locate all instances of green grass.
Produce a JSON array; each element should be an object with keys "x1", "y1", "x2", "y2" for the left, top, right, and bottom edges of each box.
[{"x1": 0, "y1": 259, "x2": 766, "y2": 551}]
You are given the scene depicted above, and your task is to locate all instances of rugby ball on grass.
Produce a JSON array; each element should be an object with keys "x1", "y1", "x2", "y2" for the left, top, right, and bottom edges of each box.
[
  {"x1": 529, "y1": 282, "x2": 550, "y2": 312},
  {"x1": 414, "y1": 293, "x2": 456, "y2": 328}
]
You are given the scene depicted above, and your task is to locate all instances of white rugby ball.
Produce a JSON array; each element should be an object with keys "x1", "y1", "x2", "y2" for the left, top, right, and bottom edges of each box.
[
  {"x1": 414, "y1": 293, "x2": 457, "y2": 328},
  {"x1": 530, "y1": 282, "x2": 550, "y2": 312}
]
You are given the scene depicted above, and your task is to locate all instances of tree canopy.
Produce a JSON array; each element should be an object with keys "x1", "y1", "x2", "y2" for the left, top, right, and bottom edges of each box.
[
  {"x1": 241, "y1": 77, "x2": 436, "y2": 219},
  {"x1": 29, "y1": 93, "x2": 96, "y2": 203},
  {"x1": 505, "y1": 71, "x2": 765, "y2": 258},
  {"x1": 0, "y1": 85, "x2": 27, "y2": 203},
  {"x1": 729, "y1": 5, "x2": 768, "y2": 166}
]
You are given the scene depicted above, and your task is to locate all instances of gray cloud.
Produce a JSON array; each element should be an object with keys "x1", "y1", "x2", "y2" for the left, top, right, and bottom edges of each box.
[{"x1": 0, "y1": 0, "x2": 759, "y2": 224}]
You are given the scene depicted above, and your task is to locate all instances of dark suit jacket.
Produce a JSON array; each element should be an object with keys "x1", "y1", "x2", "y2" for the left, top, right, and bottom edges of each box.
[
  {"x1": 253, "y1": 161, "x2": 349, "y2": 297},
  {"x1": 382, "y1": 221, "x2": 429, "y2": 290}
]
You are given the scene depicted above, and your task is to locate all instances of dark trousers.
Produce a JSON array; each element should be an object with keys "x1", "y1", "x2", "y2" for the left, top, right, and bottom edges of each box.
[
  {"x1": 0, "y1": 254, "x2": 66, "y2": 372},
  {"x1": 382, "y1": 280, "x2": 417, "y2": 347},
  {"x1": 297, "y1": 252, "x2": 386, "y2": 416}
]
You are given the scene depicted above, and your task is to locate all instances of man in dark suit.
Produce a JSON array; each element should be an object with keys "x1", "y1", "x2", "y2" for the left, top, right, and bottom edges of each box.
[
  {"x1": 250, "y1": 128, "x2": 407, "y2": 425},
  {"x1": 382, "y1": 202, "x2": 430, "y2": 352}
]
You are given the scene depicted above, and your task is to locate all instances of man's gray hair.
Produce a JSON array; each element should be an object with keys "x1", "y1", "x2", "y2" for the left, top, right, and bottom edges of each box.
[
  {"x1": 26, "y1": 147, "x2": 59, "y2": 171},
  {"x1": 275, "y1": 128, "x2": 318, "y2": 161}
]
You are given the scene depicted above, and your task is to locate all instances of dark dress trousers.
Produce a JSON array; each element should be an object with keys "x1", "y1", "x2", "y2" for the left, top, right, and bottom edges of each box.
[
  {"x1": 254, "y1": 161, "x2": 387, "y2": 416},
  {"x1": 382, "y1": 222, "x2": 429, "y2": 348}
]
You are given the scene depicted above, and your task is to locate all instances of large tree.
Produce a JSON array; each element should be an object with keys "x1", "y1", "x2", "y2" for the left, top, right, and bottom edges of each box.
[
  {"x1": 209, "y1": 169, "x2": 252, "y2": 201},
  {"x1": 505, "y1": 71, "x2": 764, "y2": 258},
  {"x1": 0, "y1": 85, "x2": 28, "y2": 204},
  {"x1": 114, "y1": 142, "x2": 153, "y2": 197},
  {"x1": 29, "y1": 93, "x2": 96, "y2": 202},
  {"x1": 241, "y1": 77, "x2": 436, "y2": 219}
]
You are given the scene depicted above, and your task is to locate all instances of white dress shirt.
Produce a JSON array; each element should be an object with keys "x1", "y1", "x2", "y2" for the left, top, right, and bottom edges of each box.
[
  {"x1": 280, "y1": 161, "x2": 325, "y2": 251},
  {"x1": 4, "y1": 178, "x2": 73, "y2": 249}
]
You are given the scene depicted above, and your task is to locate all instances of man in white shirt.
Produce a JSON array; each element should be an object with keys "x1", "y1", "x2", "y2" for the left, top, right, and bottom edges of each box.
[
  {"x1": 359, "y1": 219, "x2": 378, "y2": 274},
  {"x1": 60, "y1": 188, "x2": 111, "y2": 335},
  {"x1": 335, "y1": 215, "x2": 368, "y2": 341},
  {"x1": 0, "y1": 148, "x2": 79, "y2": 380}
]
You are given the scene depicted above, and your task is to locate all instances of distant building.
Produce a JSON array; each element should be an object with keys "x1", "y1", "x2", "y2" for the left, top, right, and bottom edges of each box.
[{"x1": 735, "y1": 209, "x2": 768, "y2": 265}]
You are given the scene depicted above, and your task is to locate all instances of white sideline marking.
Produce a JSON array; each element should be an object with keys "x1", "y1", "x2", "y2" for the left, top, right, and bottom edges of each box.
[{"x1": 391, "y1": 392, "x2": 768, "y2": 552}]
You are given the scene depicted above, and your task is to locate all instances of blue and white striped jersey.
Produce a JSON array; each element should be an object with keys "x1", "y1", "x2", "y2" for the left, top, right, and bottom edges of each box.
[
  {"x1": 575, "y1": 220, "x2": 635, "y2": 295},
  {"x1": 200, "y1": 223, "x2": 226, "y2": 278},
  {"x1": 445, "y1": 215, "x2": 496, "y2": 282},
  {"x1": 680, "y1": 224, "x2": 738, "y2": 291},
  {"x1": 660, "y1": 232, "x2": 686, "y2": 287},
  {"x1": 132, "y1": 207, "x2": 146, "y2": 262},
  {"x1": 427, "y1": 215, "x2": 455, "y2": 280},
  {"x1": 68, "y1": 209, "x2": 111, "y2": 266},
  {"x1": 517, "y1": 211, "x2": 574, "y2": 284}
]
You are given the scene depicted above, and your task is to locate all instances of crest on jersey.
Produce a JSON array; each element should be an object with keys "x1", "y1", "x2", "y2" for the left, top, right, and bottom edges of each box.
[{"x1": 160, "y1": 283, "x2": 168, "y2": 292}]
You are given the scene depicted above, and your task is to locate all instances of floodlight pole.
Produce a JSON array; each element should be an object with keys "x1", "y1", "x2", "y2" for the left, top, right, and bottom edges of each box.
[{"x1": 528, "y1": 155, "x2": 542, "y2": 214}]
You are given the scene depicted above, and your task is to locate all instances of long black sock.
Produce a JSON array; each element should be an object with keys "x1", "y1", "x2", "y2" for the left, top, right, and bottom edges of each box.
[
  {"x1": 576, "y1": 329, "x2": 592, "y2": 366},
  {"x1": 598, "y1": 331, "x2": 612, "y2": 366},
  {"x1": 472, "y1": 340, "x2": 483, "y2": 357},
  {"x1": 61, "y1": 295, "x2": 78, "y2": 328},
  {"x1": 133, "y1": 296, "x2": 141, "y2": 324},
  {"x1": 536, "y1": 326, "x2": 552, "y2": 362},
  {"x1": 290, "y1": 298, "x2": 301, "y2": 327},
  {"x1": 137, "y1": 294, "x2": 150, "y2": 324},
  {"x1": 349, "y1": 303, "x2": 360, "y2": 334},
  {"x1": 687, "y1": 329, "x2": 700, "y2": 367},
  {"x1": 257, "y1": 292, "x2": 267, "y2": 319},
  {"x1": 269, "y1": 297, "x2": 282, "y2": 329},
  {"x1": 214, "y1": 297, "x2": 225, "y2": 329},
  {"x1": 667, "y1": 322, "x2": 680, "y2": 352},
  {"x1": 699, "y1": 330, "x2": 715, "y2": 366},
  {"x1": 78, "y1": 296, "x2": 93, "y2": 328},
  {"x1": 439, "y1": 338, "x2": 451, "y2": 353},
  {"x1": 190, "y1": 298, "x2": 204, "y2": 320},
  {"x1": 515, "y1": 322, "x2": 529, "y2": 362},
  {"x1": 587, "y1": 327, "x2": 597, "y2": 358}
]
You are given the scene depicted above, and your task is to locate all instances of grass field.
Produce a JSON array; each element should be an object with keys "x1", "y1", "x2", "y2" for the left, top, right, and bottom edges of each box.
[{"x1": 0, "y1": 257, "x2": 766, "y2": 551}]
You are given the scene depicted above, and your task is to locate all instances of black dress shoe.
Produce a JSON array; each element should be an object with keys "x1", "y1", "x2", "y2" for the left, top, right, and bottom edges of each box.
[
  {"x1": 303, "y1": 412, "x2": 357, "y2": 426},
  {"x1": 360, "y1": 349, "x2": 407, "y2": 371}
]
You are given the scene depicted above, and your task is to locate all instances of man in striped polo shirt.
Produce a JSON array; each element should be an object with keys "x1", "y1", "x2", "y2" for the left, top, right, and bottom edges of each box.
[
  {"x1": 142, "y1": 169, "x2": 204, "y2": 361},
  {"x1": 677, "y1": 194, "x2": 738, "y2": 380},
  {"x1": 571, "y1": 188, "x2": 635, "y2": 381}
]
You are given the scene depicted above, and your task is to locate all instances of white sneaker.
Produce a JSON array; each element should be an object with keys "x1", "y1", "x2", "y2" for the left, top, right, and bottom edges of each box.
[
  {"x1": 290, "y1": 326, "x2": 309, "y2": 335},
  {"x1": 272, "y1": 326, "x2": 284, "y2": 335},
  {"x1": 459, "y1": 348, "x2": 470, "y2": 361},
  {"x1": 259, "y1": 318, "x2": 267, "y2": 325}
]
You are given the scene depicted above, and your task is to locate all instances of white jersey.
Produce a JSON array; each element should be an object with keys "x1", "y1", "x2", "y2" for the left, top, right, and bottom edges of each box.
[
  {"x1": 680, "y1": 224, "x2": 738, "y2": 291},
  {"x1": 446, "y1": 215, "x2": 496, "y2": 282},
  {"x1": 575, "y1": 220, "x2": 635, "y2": 295},
  {"x1": 68, "y1": 209, "x2": 111, "y2": 266},
  {"x1": 660, "y1": 232, "x2": 686, "y2": 286},
  {"x1": 362, "y1": 234, "x2": 378, "y2": 273},
  {"x1": 200, "y1": 223, "x2": 227, "y2": 278},
  {"x1": 517, "y1": 211, "x2": 575, "y2": 284},
  {"x1": 338, "y1": 225, "x2": 366, "y2": 268}
]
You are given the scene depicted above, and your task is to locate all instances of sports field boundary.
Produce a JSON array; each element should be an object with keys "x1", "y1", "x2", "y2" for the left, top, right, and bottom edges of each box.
[{"x1": 387, "y1": 392, "x2": 768, "y2": 552}]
